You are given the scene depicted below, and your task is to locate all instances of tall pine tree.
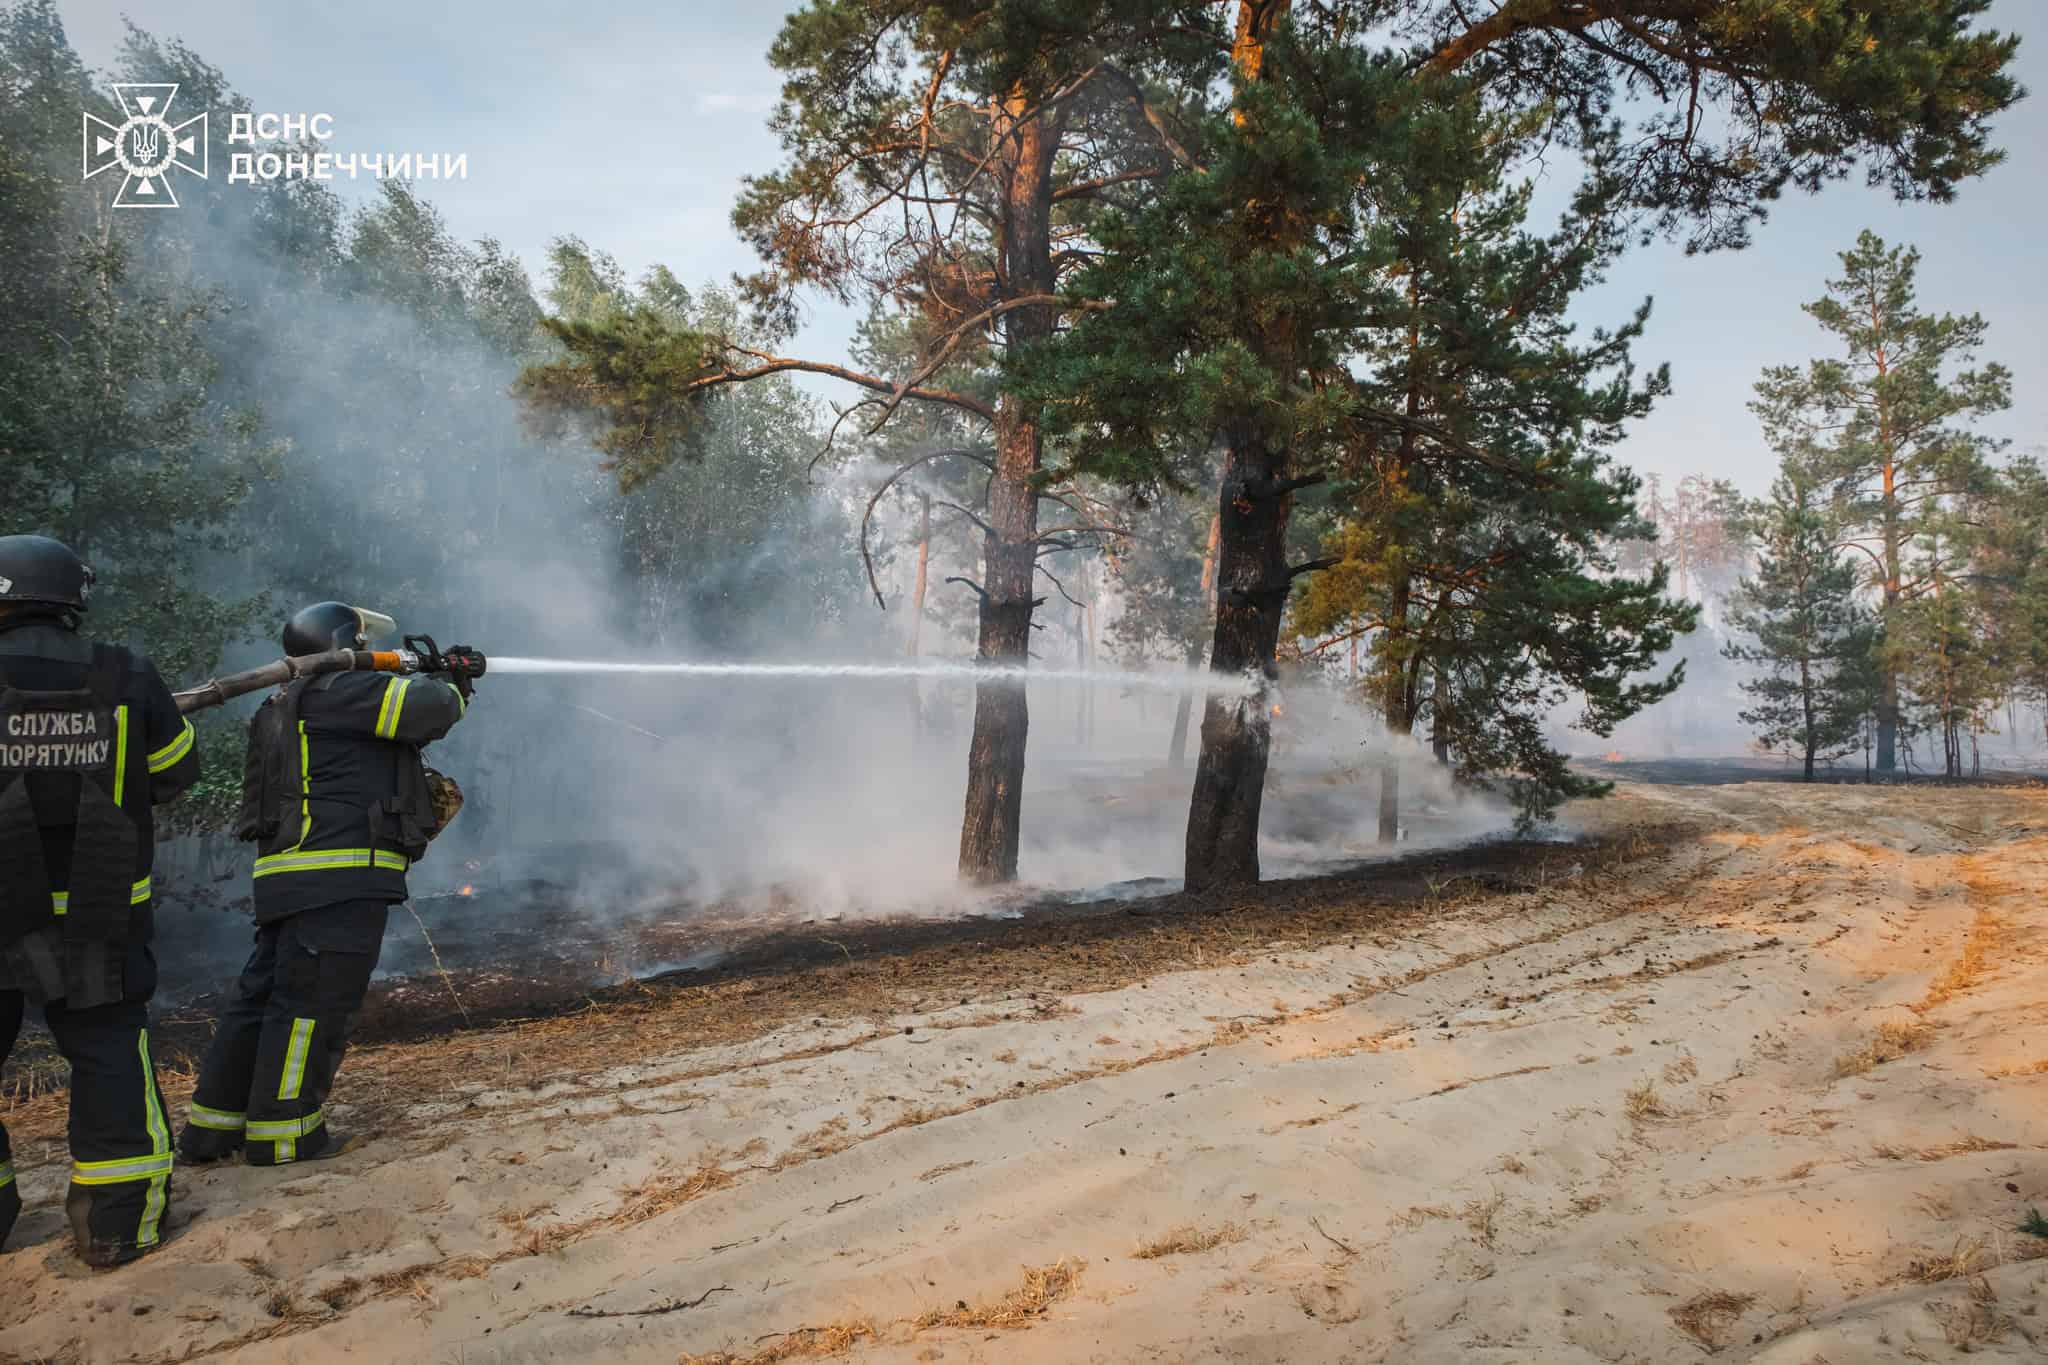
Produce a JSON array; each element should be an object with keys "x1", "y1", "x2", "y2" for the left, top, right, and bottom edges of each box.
[
  {"x1": 1753, "y1": 232, "x2": 2012, "y2": 772},
  {"x1": 1722, "y1": 478, "x2": 1875, "y2": 780}
]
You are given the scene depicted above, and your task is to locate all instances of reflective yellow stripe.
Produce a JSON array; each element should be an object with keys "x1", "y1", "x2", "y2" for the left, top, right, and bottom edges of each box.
[
  {"x1": 70, "y1": 1151, "x2": 174, "y2": 1185},
  {"x1": 246, "y1": 1110, "x2": 324, "y2": 1141},
  {"x1": 252, "y1": 848, "x2": 409, "y2": 878},
  {"x1": 186, "y1": 1102, "x2": 245, "y2": 1132},
  {"x1": 0, "y1": 1160, "x2": 13, "y2": 1189},
  {"x1": 278, "y1": 1018, "x2": 315, "y2": 1101},
  {"x1": 146, "y1": 719, "x2": 194, "y2": 773},
  {"x1": 448, "y1": 681, "x2": 466, "y2": 716},
  {"x1": 293, "y1": 720, "x2": 311, "y2": 850},
  {"x1": 112, "y1": 704, "x2": 129, "y2": 806},
  {"x1": 374, "y1": 676, "x2": 412, "y2": 740},
  {"x1": 49, "y1": 877, "x2": 150, "y2": 917},
  {"x1": 137, "y1": 1030, "x2": 171, "y2": 1246}
]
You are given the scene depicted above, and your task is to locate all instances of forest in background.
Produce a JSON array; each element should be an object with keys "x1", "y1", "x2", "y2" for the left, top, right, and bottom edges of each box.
[{"x1": 1, "y1": 0, "x2": 2039, "y2": 901}]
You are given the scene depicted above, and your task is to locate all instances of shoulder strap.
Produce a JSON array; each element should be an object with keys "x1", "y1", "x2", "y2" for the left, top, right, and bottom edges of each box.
[{"x1": 87, "y1": 643, "x2": 129, "y2": 706}]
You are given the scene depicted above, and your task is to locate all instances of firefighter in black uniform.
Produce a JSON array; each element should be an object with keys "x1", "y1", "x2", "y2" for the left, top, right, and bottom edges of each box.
[
  {"x1": 177, "y1": 602, "x2": 469, "y2": 1166},
  {"x1": 0, "y1": 536, "x2": 200, "y2": 1266}
]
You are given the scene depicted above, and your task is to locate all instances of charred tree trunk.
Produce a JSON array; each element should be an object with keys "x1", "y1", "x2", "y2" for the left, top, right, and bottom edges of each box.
[
  {"x1": 1170, "y1": 514, "x2": 1224, "y2": 769},
  {"x1": 957, "y1": 93, "x2": 1056, "y2": 885},
  {"x1": 1430, "y1": 667, "x2": 1450, "y2": 766},
  {"x1": 1800, "y1": 654, "x2": 1817, "y2": 781},
  {"x1": 1378, "y1": 572, "x2": 1413, "y2": 844},
  {"x1": 1168, "y1": 640, "x2": 1202, "y2": 768},
  {"x1": 1185, "y1": 430, "x2": 1298, "y2": 891}
]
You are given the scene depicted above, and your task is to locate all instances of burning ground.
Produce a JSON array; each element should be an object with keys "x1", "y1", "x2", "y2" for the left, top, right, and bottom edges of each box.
[{"x1": 3, "y1": 780, "x2": 2048, "y2": 1363}]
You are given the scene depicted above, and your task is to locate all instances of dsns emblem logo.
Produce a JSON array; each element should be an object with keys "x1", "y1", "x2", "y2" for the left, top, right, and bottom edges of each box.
[{"x1": 83, "y1": 83, "x2": 208, "y2": 208}]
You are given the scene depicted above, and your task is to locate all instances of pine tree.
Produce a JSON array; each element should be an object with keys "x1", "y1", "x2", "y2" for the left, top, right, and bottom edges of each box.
[
  {"x1": 1722, "y1": 478, "x2": 1875, "y2": 780},
  {"x1": 1753, "y1": 232, "x2": 2012, "y2": 772},
  {"x1": 1283, "y1": 95, "x2": 1691, "y2": 836},
  {"x1": 1023, "y1": 0, "x2": 2021, "y2": 888},
  {"x1": 518, "y1": 1, "x2": 1222, "y2": 884}
]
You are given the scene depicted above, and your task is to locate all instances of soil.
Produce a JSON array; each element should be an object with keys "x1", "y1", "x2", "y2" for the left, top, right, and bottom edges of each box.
[{"x1": 2, "y1": 779, "x2": 2045, "y2": 1364}]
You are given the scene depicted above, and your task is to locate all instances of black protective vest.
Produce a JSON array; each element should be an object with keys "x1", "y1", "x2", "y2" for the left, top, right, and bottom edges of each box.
[
  {"x1": 235, "y1": 674, "x2": 445, "y2": 888},
  {"x1": 234, "y1": 677, "x2": 309, "y2": 852},
  {"x1": 0, "y1": 646, "x2": 147, "y2": 1005}
]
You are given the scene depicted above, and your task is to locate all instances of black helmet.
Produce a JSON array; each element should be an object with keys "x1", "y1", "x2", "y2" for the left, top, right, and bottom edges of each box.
[
  {"x1": 283, "y1": 602, "x2": 387, "y2": 655},
  {"x1": 0, "y1": 535, "x2": 94, "y2": 616}
]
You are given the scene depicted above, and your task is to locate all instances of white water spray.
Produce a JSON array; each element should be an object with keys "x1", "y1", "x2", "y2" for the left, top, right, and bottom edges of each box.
[{"x1": 490, "y1": 656, "x2": 1256, "y2": 696}]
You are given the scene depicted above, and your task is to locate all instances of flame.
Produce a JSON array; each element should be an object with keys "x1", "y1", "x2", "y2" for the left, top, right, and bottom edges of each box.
[
  {"x1": 1270, "y1": 703, "x2": 1285, "y2": 718},
  {"x1": 458, "y1": 884, "x2": 474, "y2": 897}
]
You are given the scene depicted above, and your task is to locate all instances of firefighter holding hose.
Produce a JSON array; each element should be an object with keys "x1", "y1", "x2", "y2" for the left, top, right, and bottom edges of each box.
[
  {"x1": 0, "y1": 536, "x2": 199, "y2": 1267},
  {"x1": 177, "y1": 602, "x2": 474, "y2": 1166}
]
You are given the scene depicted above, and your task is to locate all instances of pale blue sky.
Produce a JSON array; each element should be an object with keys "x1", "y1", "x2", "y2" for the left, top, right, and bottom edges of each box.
[{"x1": 59, "y1": 0, "x2": 2044, "y2": 495}]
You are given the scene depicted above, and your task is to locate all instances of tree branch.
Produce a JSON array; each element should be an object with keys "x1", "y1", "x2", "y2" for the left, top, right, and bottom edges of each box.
[
  {"x1": 858, "y1": 447, "x2": 995, "y2": 609},
  {"x1": 1288, "y1": 556, "x2": 1342, "y2": 579},
  {"x1": 718, "y1": 347, "x2": 996, "y2": 424}
]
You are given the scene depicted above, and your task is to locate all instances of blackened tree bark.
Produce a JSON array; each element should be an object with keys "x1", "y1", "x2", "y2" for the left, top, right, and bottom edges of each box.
[
  {"x1": 1185, "y1": 423, "x2": 1303, "y2": 890},
  {"x1": 959, "y1": 93, "x2": 1057, "y2": 883}
]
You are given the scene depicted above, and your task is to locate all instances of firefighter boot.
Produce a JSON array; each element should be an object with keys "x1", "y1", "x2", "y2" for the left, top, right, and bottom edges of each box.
[
  {"x1": 65, "y1": 1183, "x2": 155, "y2": 1269},
  {"x1": 296, "y1": 1128, "x2": 362, "y2": 1162},
  {"x1": 175, "y1": 1120, "x2": 244, "y2": 1165}
]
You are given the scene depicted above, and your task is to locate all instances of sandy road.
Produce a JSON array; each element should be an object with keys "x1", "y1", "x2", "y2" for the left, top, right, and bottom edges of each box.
[{"x1": 3, "y1": 781, "x2": 2046, "y2": 1364}]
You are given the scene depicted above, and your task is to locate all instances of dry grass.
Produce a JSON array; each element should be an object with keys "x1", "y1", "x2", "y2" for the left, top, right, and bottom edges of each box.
[
  {"x1": 1985, "y1": 1057, "x2": 2048, "y2": 1079},
  {"x1": 684, "y1": 1260, "x2": 1086, "y2": 1365},
  {"x1": 1463, "y1": 1191, "x2": 1507, "y2": 1249},
  {"x1": 1624, "y1": 1077, "x2": 1667, "y2": 1124},
  {"x1": 1388, "y1": 1204, "x2": 1455, "y2": 1231},
  {"x1": 616, "y1": 1148, "x2": 753, "y2": 1225},
  {"x1": 1668, "y1": 1290, "x2": 1757, "y2": 1350},
  {"x1": 682, "y1": 1319, "x2": 880, "y2": 1365},
  {"x1": 0, "y1": 1040, "x2": 68, "y2": 1104},
  {"x1": 1568, "y1": 1194, "x2": 1605, "y2": 1215},
  {"x1": 1914, "y1": 1135, "x2": 2017, "y2": 1162},
  {"x1": 1496, "y1": 1155, "x2": 1528, "y2": 1176},
  {"x1": 1905, "y1": 1236, "x2": 1991, "y2": 1284},
  {"x1": 1133, "y1": 1223, "x2": 1246, "y2": 1260},
  {"x1": 911, "y1": 1258, "x2": 1084, "y2": 1331},
  {"x1": 1661, "y1": 1052, "x2": 1699, "y2": 1085},
  {"x1": 1832, "y1": 1017, "x2": 1933, "y2": 1078},
  {"x1": 1918, "y1": 898, "x2": 2005, "y2": 1012}
]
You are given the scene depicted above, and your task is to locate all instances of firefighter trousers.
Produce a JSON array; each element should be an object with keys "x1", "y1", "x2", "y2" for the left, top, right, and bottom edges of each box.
[
  {"x1": 179, "y1": 900, "x2": 390, "y2": 1166},
  {"x1": 0, "y1": 990, "x2": 176, "y2": 1264}
]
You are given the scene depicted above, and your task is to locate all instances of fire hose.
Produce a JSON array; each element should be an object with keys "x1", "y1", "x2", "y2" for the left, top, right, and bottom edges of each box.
[{"x1": 174, "y1": 635, "x2": 487, "y2": 715}]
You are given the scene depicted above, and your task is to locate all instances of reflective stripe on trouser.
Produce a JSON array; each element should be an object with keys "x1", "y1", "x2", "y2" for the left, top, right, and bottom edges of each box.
[{"x1": 185, "y1": 1102, "x2": 245, "y2": 1132}]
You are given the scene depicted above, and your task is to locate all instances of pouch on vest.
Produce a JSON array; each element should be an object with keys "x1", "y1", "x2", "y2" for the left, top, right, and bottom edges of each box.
[
  {"x1": 236, "y1": 682, "x2": 308, "y2": 848},
  {"x1": 370, "y1": 750, "x2": 441, "y2": 863}
]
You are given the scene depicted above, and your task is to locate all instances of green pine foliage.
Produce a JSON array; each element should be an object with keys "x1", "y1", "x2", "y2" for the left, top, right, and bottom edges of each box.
[
  {"x1": 1722, "y1": 478, "x2": 1876, "y2": 779},
  {"x1": 1754, "y1": 231, "x2": 2012, "y2": 771}
]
